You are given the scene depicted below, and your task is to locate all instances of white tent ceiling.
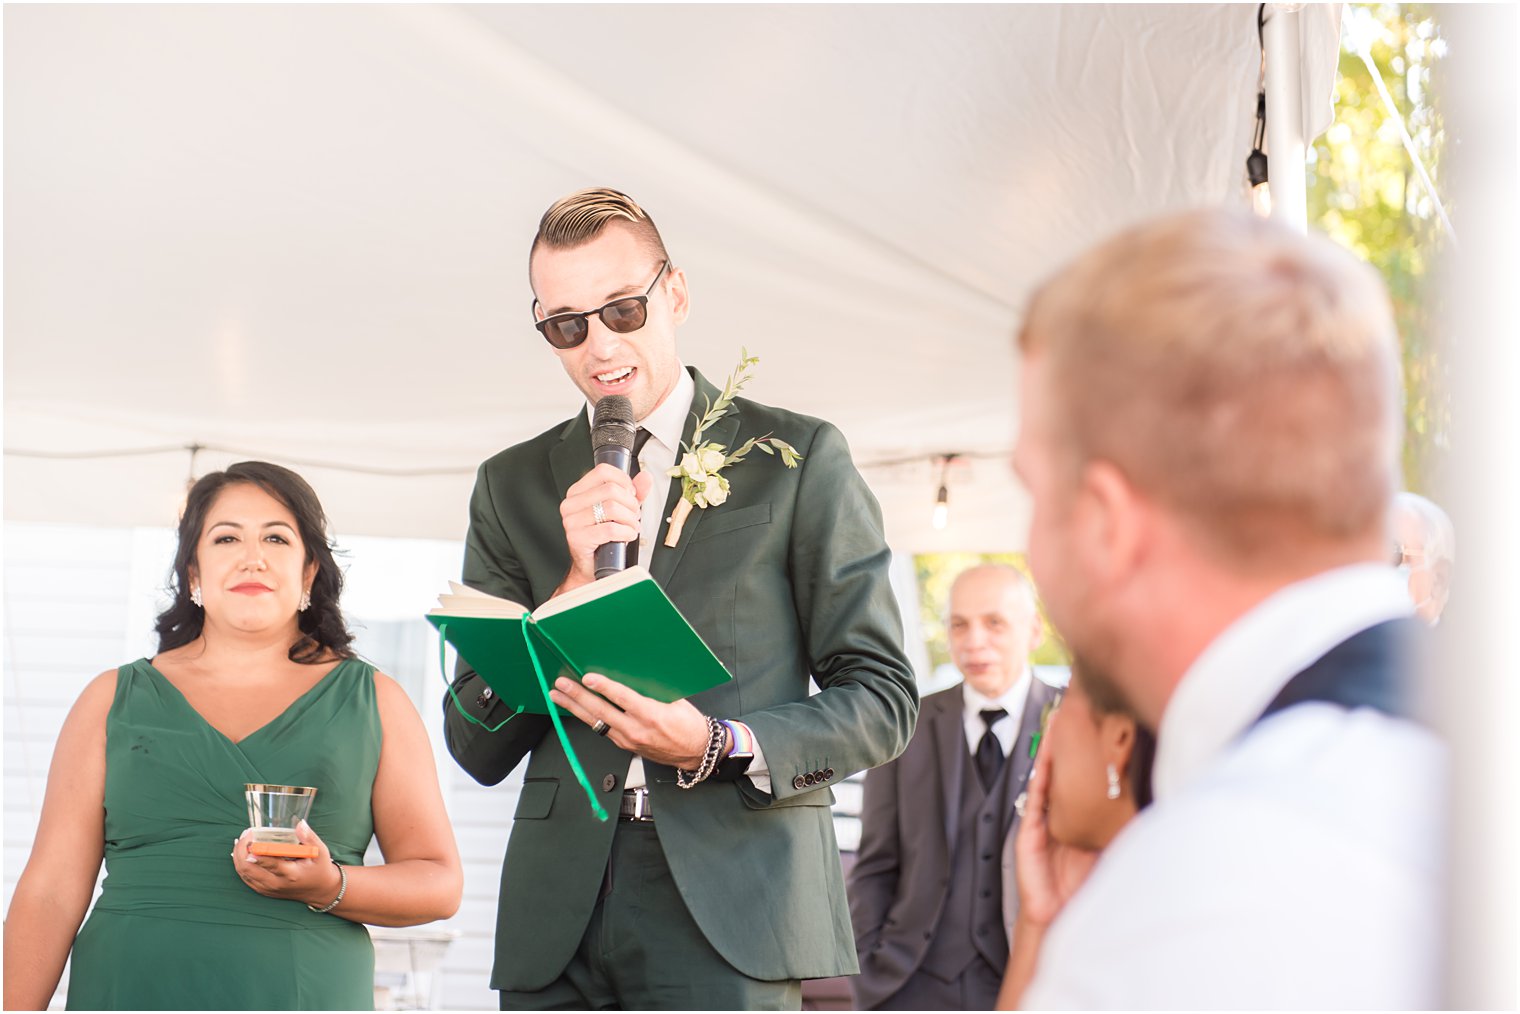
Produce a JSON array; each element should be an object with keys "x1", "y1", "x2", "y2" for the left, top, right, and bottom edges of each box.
[{"x1": 3, "y1": 3, "x2": 1340, "y2": 552}]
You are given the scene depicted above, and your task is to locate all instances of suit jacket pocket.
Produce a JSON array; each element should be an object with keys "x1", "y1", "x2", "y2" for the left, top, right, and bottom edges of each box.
[
  {"x1": 514, "y1": 778, "x2": 558, "y2": 819},
  {"x1": 689, "y1": 503, "x2": 772, "y2": 542}
]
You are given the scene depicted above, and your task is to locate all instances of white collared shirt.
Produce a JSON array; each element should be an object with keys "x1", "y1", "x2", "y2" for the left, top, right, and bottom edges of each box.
[
  {"x1": 1023, "y1": 565, "x2": 1446, "y2": 1009},
  {"x1": 585, "y1": 367, "x2": 772, "y2": 793},
  {"x1": 961, "y1": 667, "x2": 1032, "y2": 755},
  {"x1": 1152, "y1": 563, "x2": 1417, "y2": 800}
]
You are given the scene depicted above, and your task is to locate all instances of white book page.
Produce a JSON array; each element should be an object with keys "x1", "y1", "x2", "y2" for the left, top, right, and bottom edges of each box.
[
  {"x1": 428, "y1": 581, "x2": 530, "y2": 618},
  {"x1": 530, "y1": 566, "x2": 653, "y2": 621},
  {"x1": 428, "y1": 567, "x2": 654, "y2": 620}
]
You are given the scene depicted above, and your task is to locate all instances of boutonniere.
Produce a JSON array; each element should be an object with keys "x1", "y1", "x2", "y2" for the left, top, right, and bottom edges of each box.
[
  {"x1": 1016, "y1": 699, "x2": 1060, "y2": 818},
  {"x1": 1029, "y1": 698, "x2": 1059, "y2": 759},
  {"x1": 663, "y1": 349, "x2": 802, "y2": 547}
]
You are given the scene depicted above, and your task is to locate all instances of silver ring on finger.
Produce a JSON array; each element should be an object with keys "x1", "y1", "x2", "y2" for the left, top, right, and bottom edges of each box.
[
  {"x1": 592, "y1": 719, "x2": 611, "y2": 737},
  {"x1": 592, "y1": 501, "x2": 606, "y2": 525}
]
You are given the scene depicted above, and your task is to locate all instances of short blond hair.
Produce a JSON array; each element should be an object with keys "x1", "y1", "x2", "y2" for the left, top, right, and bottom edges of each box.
[
  {"x1": 1018, "y1": 208, "x2": 1402, "y2": 563},
  {"x1": 530, "y1": 187, "x2": 669, "y2": 266}
]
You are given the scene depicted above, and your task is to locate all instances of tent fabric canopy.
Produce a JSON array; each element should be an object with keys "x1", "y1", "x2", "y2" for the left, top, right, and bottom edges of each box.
[{"x1": 3, "y1": 4, "x2": 1340, "y2": 551}]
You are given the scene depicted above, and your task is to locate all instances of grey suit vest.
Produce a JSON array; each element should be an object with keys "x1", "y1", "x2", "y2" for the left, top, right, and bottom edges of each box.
[{"x1": 919, "y1": 746, "x2": 1012, "y2": 980}]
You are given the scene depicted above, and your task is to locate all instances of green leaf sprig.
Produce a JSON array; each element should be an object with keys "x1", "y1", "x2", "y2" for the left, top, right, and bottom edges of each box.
[{"x1": 662, "y1": 348, "x2": 803, "y2": 546}]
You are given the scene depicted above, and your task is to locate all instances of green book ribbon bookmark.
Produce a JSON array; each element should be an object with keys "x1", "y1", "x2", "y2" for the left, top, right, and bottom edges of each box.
[
  {"x1": 518, "y1": 614, "x2": 609, "y2": 823},
  {"x1": 438, "y1": 622, "x2": 522, "y2": 733},
  {"x1": 436, "y1": 617, "x2": 611, "y2": 823}
]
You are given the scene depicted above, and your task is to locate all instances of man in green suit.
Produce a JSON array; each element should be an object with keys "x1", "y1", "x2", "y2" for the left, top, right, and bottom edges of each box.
[{"x1": 444, "y1": 187, "x2": 919, "y2": 1009}]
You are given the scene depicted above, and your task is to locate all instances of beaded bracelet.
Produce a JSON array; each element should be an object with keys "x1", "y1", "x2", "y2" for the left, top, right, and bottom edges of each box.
[
  {"x1": 676, "y1": 716, "x2": 726, "y2": 789},
  {"x1": 307, "y1": 860, "x2": 347, "y2": 914}
]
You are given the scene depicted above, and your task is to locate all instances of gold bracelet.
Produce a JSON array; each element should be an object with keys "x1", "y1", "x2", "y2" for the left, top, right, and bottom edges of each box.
[{"x1": 307, "y1": 860, "x2": 346, "y2": 914}]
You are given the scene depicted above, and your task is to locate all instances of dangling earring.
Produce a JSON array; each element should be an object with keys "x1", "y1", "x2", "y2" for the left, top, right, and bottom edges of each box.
[
  {"x1": 1106, "y1": 763, "x2": 1121, "y2": 800},
  {"x1": 190, "y1": 585, "x2": 203, "y2": 608},
  {"x1": 298, "y1": 589, "x2": 312, "y2": 613}
]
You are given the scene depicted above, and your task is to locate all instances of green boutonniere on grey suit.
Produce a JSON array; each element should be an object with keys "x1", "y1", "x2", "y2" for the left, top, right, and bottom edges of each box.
[{"x1": 444, "y1": 367, "x2": 920, "y2": 991}]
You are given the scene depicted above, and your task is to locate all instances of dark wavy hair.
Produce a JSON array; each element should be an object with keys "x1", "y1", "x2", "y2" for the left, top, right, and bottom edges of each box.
[
  {"x1": 155, "y1": 461, "x2": 354, "y2": 664},
  {"x1": 1072, "y1": 654, "x2": 1157, "y2": 810}
]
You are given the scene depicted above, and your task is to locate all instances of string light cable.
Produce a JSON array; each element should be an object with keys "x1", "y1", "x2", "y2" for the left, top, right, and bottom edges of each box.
[{"x1": 3, "y1": 441, "x2": 477, "y2": 478}]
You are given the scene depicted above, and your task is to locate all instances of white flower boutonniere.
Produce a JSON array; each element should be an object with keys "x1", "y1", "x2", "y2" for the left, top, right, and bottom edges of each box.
[{"x1": 664, "y1": 349, "x2": 802, "y2": 547}]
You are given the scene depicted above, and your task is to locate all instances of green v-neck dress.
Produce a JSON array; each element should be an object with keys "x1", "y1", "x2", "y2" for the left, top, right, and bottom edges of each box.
[{"x1": 66, "y1": 657, "x2": 381, "y2": 1010}]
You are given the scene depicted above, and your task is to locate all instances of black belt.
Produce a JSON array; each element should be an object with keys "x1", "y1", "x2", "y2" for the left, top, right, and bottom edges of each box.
[{"x1": 619, "y1": 787, "x2": 654, "y2": 821}]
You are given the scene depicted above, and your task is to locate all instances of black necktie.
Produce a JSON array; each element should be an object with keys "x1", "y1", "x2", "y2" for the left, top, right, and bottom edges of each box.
[
  {"x1": 628, "y1": 428, "x2": 652, "y2": 566},
  {"x1": 976, "y1": 708, "x2": 1008, "y2": 790}
]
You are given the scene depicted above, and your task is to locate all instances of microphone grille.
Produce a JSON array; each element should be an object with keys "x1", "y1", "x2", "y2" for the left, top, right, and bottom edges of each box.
[{"x1": 591, "y1": 395, "x2": 637, "y2": 450}]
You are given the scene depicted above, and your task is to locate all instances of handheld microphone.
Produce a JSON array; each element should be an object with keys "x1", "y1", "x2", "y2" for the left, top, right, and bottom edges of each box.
[{"x1": 591, "y1": 395, "x2": 638, "y2": 579}]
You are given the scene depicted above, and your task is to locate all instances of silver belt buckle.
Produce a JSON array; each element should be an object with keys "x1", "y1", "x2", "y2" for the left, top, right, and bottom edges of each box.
[{"x1": 622, "y1": 787, "x2": 653, "y2": 821}]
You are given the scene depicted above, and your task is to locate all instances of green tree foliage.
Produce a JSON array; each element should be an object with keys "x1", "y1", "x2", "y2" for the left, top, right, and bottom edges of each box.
[{"x1": 1308, "y1": 3, "x2": 1451, "y2": 495}]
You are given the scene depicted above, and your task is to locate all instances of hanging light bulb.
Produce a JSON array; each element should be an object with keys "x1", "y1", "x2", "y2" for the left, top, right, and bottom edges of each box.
[
  {"x1": 1251, "y1": 177, "x2": 1273, "y2": 217},
  {"x1": 177, "y1": 442, "x2": 205, "y2": 520},
  {"x1": 1247, "y1": 91, "x2": 1271, "y2": 218},
  {"x1": 931, "y1": 454, "x2": 957, "y2": 531}
]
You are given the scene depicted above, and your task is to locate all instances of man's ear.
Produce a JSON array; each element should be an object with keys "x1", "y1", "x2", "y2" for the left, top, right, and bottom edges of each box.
[
  {"x1": 666, "y1": 266, "x2": 691, "y2": 325},
  {"x1": 1079, "y1": 460, "x2": 1147, "y2": 591}
]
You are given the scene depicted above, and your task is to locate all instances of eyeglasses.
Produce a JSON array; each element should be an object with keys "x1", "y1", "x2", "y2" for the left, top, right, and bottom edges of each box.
[{"x1": 532, "y1": 261, "x2": 668, "y2": 350}]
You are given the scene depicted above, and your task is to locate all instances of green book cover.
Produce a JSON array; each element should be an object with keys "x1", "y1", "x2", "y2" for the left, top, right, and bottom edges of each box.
[{"x1": 427, "y1": 567, "x2": 732, "y2": 714}]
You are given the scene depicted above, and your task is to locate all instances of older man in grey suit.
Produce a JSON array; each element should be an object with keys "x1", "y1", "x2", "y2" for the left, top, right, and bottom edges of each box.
[
  {"x1": 1390, "y1": 491, "x2": 1455, "y2": 625},
  {"x1": 848, "y1": 564, "x2": 1062, "y2": 1010}
]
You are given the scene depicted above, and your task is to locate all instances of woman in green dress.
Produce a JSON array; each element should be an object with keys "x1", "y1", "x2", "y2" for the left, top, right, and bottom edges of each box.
[{"x1": 4, "y1": 461, "x2": 463, "y2": 1010}]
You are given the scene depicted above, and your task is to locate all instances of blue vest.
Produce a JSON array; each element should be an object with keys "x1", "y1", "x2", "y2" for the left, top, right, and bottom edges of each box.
[{"x1": 1255, "y1": 618, "x2": 1424, "y2": 727}]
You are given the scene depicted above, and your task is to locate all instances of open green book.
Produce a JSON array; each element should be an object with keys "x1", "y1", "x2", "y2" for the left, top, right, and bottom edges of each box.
[{"x1": 427, "y1": 566, "x2": 733, "y2": 715}]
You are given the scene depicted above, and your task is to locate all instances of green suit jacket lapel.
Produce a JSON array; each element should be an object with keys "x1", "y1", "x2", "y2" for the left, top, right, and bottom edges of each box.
[{"x1": 548, "y1": 412, "x2": 592, "y2": 505}]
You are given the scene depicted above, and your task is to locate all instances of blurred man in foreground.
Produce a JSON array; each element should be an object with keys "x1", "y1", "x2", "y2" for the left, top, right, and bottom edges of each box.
[{"x1": 1010, "y1": 208, "x2": 1444, "y2": 1008}]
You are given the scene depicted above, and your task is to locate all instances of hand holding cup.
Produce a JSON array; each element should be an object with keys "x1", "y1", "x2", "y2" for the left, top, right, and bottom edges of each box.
[{"x1": 231, "y1": 819, "x2": 342, "y2": 908}]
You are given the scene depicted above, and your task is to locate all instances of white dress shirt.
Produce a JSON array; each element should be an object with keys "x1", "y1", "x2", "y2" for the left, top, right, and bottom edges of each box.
[
  {"x1": 584, "y1": 366, "x2": 771, "y2": 793},
  {"x1": 962, "y1": 667, "x2": 1032, "y2": 756},
  {"x1": 1023, "y1": 565, "x2": 1446, "y2": 1009}
]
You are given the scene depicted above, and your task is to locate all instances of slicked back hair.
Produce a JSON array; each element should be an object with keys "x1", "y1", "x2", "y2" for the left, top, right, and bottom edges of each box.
[{"x1": 529, "y1": 187, "x2": 670, "y2": 272}]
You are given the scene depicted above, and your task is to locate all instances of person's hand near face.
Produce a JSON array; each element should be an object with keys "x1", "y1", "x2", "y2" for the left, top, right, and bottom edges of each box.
[
  {"x1": 1016, "y1": 712, "x2": 1101, "y2": 928},
  {"x1": 998, "y1": 667, "x2": 1150, "y2": 1011}
]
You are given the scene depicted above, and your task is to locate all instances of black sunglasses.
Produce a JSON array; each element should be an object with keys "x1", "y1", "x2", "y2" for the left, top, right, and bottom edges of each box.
[{"x1": 532, "y1": 261, "x2": 669, "y2": 350}]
